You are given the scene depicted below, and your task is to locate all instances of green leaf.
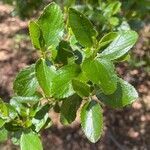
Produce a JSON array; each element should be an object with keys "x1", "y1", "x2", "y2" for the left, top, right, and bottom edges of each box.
[
  {"x1": 109, "y1": 17, "x2": 119, "y2": 26},
  {"x1": 96, "y1": 78, "x2": 138, "y2": 108},
  {"x1": 100, "y1": 31, "x2": 138, "y2": 60},
  {"x1": 80, "y1": 100, "x2": 103, "y2": 143},
  {"x1": 10, "y1": 99, "x2": 30, "y2": 117},
  {"x1": 20, "y1": 131, "x2": 43, "y2": 150},
  {"x1": 98, "y1": 32, "x2": 118, "y2": 50},
  {"x1": 72, "y1": 79, "x2": 90, "y2": 97},
  {"x1": 34, "y1": 104, "x2": 51, "y2": 120},
  {"x1": 115, "y1": 53, "x2": 130, "y2": 62},
  {"x1": 11, "y1": 94, "x2": 42, "y2": 105},
  {"x1": 55, "y1": 40, "x2": 73, "y2": 65},
  {"x1": 0, "y1": 127, "x2": 8, "y2": 142},
  {"x1": 32, "y1": 113, "x2": 52, "y2": 132},
  {"x1": 0, "y1": 118, "x2": 5, "y2": 128},
  {"x1": 4, "y1": 122, "x2": 23, "y2": 132},
  {"x1": 52, "y1": 64, "x2": 81, "y2": 99},
  {"x1": 29, "y1": 21, "x2": 45, "y2": 51},
  {"x1": 64, "y1": 0, "x2": 75, "y2": 8},
  {"x1": 37, "y1": 2, "x2": 64, "y2": 48},
  {"x1": 32, "y1": 104, "x2": 52, "y2": 132},
  {"x1": 111, "y1": 1, "x2": 121, "y2": 15},
  {"x1": 35, "y1": 58, "x2": 57, "y2": 97},
  {"x1": 82, "y1": 58, "x2": 117, "y2": 95},
  {"x1": 0, "y1": 98, "x2": 8, "y2": 118},
  {"x1": 13, "y1": 65, "x2": 38, "y2": 96},
  {"x1": 103, "y1": 1, "x2": 121, "y2": 17},
  {"x1": 69, "y1": 8, "x2": 97, "y2": 48},
  {"x1": 60, "y1": 94, "x2": 82, "y2": 125},
  {"x1": 5, "y1": 103, "x2": 18, "y2": 120}
]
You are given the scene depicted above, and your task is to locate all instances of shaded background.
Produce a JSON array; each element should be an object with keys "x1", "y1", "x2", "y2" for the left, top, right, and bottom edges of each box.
[{"x1": 0, "y1": 0, "x2": 150, "y2": 149}]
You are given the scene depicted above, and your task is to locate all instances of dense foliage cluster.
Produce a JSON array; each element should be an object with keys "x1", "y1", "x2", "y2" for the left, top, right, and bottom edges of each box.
[
  {"x1": 0, "y1": 1, "x2": 140, "y2": 149},
  {"x1": 2, "y1": 0, "x2": 149, "y2": 26}
]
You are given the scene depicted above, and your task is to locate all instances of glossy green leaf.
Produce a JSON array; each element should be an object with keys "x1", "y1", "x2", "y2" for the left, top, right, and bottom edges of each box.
[
  {"x1": 35, "y1": 59, "x2": 57, "y2": 97},
  {"x1": 103, "y1": 1, "x2": 121, "y2": 17},
  {"x1": 13, "y1": 65, "x2": 38, "y2": 96},
  {"x1": 32, "y1": 104, "x2": 52, "y2": 132},
  {"x1": 29, "y1": 21, "x2": 45, "y2": 51},
  {"x1": 96, "y1": 78, "x2": 138, "y2": 108},
  {"x1": 100, "y1": 31, "x2": 138, "y2": 60},
  {"x1": 72, "y1": 79, "x2": 90, "y2": 97},
  {"x1": 32, "y1": 113, "x2": 52, "y2": 132},
  {"x1": 37, "y1": 2, "x2": 64, "y2": 48},
  {"x1": 0, "y1": 127, "x2": 8, "y2": 142},
  {"x1": 11, "y1": 94, "x2": 42, "y2": 105},
  {"x1": 60, "y1": 94, "x2": 82, "y2": 125},
  {"x1": 52, "y1": 64, "x2": 81, "y2": 98},
  {"x1": 69, "y1": 8, "x2": 97, "y2": 47},
  {"x1": 20, "y1": 131, "x2": 43, "y2": 150},
  {"x1": 82, "y1": 58, "x2": 117, "y2": 95},
  {"x1": 80, "y1": 100, "x2": 103, "y2": 143},
  {"x1": 98, "y1": 32, "x2": 118, "y2": 50}
]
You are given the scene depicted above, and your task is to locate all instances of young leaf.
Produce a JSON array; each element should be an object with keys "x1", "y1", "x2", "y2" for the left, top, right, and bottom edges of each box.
[
  {"x1": 20, "y1": 131, "x2": 43, "y2": 150},
  {"x1": 55, "y1": 40, "x2": 73, "y2": 65},
  {"x1": 52, "y1": 64, "x2": 81, "y2": 99},
  {"x1": 10, "y1": 98, "x2": 30, "y2": 117},
  {"x1": 96, "y1": 78, "x2": 138, "y2": 108},
  {"x1": 60, "y1": 94, "x2": 82, "y2": 125},
  {"x1": 98, "y1": 32, "x2": 118, "y2": 50},
  {"x1": 104, "y1": 1, "x2": 121, "y2": 16},
  {"x1": 13, "y1": 65, "x2": 38, "y2": 96},
  {"x1": 35, "y1": 58, "x2": 57, "y2": 97},
  {"x1": 100, "y1": 31, "x2": 138, "y2": 60},
  {"x1": 82, "y1": 58, "x2": 117, "y2": 95},
  {"x1": 80, "y1": 100, "x2": 103, "y2": 143},
  {"x1": 69, "y1": 8, "x2": 97, "y2": 48},
  {"x1": 72, "y1": 79, "x2": 90, "y2": 97},
  {"x1": 111, "y1": 1, "x2": 121, "y2": 15},
  {"x1": 5, "y1": 103, "x2": 18, "y2": 120},
  {"x1": 29, "y1": 21, "x2": 44, "y2": 51},
  {"x1": 37, "y1": 2, "x2": 64, "y2": 48}
]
